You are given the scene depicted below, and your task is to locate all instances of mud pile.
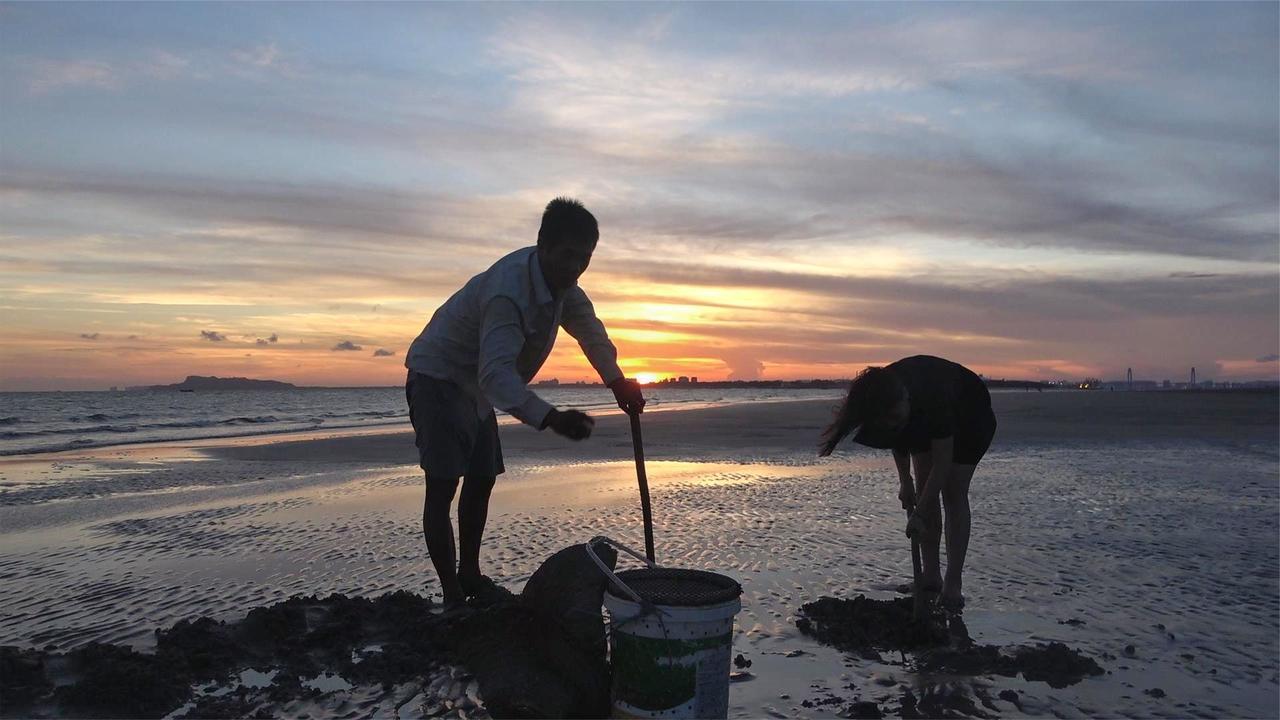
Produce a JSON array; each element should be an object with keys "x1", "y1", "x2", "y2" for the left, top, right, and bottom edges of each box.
[
  {"x1": 2, "y1": 591, "x2": 450, "y2": 718},
  {"x1": 797, "y1": 594, "x2": 1104, "y2": 689},
  {"x1": 0, "y1": 543, "x2": 617, "y2": 719},
  {"x1": 796, "y1": 595, "x2": 950, "y2": 654}
]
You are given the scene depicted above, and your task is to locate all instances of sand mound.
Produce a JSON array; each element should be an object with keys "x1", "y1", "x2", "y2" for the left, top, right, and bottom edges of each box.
[
  {"x1": 2, "y1": 591, "x2": 451, "y2": 718},
  {"x1": 921, "y1": 641, "x2": 1105, "y2": 689},
  {"x1": 796, "y1": 595, "x2": 1104, "y2": 689},
  {"x1": 796, "y1": 595, "x2": 950, "y2": 653},
  {"x1": 1, "y1": 544, "x2": 618, "y2": 719}
]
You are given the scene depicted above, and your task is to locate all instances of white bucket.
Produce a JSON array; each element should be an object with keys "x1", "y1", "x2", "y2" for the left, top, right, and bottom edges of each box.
[{"x1": 604, "y1": 570, "x2": 743, "y2": 719}]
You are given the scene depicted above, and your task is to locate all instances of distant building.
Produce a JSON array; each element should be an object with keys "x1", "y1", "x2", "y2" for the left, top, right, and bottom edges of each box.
[
  {"x1": 533, "y1": 378, "x2": 560, "y2": 387},
  {"x1": 677, "y1": 376, "x2": 689, "y2": 384},
  {"x1": 690, "y1": 377, "x2": 698, "y2": 384}
]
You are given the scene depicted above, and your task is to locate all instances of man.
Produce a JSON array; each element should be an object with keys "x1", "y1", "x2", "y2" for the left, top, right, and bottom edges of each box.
[{"x1": 404, "y1": 197, "x2": 645, "y2": 608}]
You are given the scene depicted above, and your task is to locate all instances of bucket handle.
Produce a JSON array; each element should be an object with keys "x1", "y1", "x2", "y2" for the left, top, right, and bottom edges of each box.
[{"x1": 587, "y1": 535, "x2": 657, "y2": 605}]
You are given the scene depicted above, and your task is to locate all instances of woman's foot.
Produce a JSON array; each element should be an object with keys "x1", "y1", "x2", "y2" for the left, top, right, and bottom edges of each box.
[
  {"x1": 940, "y1": 587, "x2": 965, "y2": 612},
  {"x1": 921, "y1": 571, "x2": 943, "y2": 596}
]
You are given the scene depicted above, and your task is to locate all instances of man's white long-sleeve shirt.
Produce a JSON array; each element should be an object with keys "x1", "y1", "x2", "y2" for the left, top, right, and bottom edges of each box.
[{"x1": 405, "y1": 246, "x2": 624, "y2": 428}]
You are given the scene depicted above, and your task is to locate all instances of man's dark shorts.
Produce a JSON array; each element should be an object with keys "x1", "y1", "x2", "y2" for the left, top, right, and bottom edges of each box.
[{"x1": 405, "y1": 371, "x2": 505, "y2": 479}]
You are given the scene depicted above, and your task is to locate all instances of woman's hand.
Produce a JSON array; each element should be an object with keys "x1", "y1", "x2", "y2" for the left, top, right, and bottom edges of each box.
[
  {"x1": 905, "y1": 512, "x2": 928, "y2": 538},
  {"x1": 898, "y1": 475, "x2": 915, "y2": 511}
]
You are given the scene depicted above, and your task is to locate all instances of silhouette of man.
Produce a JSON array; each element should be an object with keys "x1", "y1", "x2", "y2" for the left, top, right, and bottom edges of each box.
[{"x1": 404, "y1": 197, "x2": 645, "y2": 607}]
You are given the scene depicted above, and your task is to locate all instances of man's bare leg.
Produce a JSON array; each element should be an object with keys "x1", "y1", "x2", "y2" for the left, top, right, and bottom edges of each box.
[
  {"x1": 457, "y1": 474, "x2": 496, "y2": 584},
  {"x1": 423, "y1": 474, "x2": 463, "y2": 606},
  {"x1": 941, "y1": 464, "x2": 977, "y2": 609},
  {"x1": 911, "y1": 451, "x2": 944, "y2": 593}
]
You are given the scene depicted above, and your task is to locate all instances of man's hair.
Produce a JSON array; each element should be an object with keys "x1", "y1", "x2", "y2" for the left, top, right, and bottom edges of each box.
[
  {"x1": 537, "y1": 197, "x2": 599, "y2": 249},
  {"x1": 818, "y1": 366, "x2": 903, "y2": 456}
]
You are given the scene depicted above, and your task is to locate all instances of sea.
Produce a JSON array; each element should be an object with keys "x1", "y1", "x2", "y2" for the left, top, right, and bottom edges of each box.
[{"x1": 0, "y1": 386, "x2": 846, "y2": 456}]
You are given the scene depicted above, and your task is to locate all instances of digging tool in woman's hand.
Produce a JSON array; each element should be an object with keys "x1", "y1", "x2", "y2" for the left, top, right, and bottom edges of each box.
[{"x1": 903, "y1": 489, "x2": 927, "y2": 624}]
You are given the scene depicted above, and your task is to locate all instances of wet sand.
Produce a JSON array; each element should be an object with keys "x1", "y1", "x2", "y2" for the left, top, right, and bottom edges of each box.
[{"x1": 1, "y1": 391, "x2": 1277, "y2": 718}]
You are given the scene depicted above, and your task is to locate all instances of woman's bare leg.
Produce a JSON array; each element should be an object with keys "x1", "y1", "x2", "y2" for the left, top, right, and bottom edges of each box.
[
  {"x1": 911, "y1": 451, "x2": 943, "y2": 592},
  {"x1": 941, "y1": 463, "x2": 977, "y2": 608}
]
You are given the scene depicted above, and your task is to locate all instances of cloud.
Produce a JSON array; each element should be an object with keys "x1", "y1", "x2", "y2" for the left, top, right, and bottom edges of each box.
[
  {"x1": 200, "y1": 330, "x2": 227, "y2": 342},
  {"x1": 255, "y1": 333, "x2": 279, "y2": 346},
  {"x1": 233, "y1": 43, "x2": 281, "y2": 69},
  {"x1": 141, "y1": 50, "x2": 189, "y2": 80},
  {"x1": 256, "y1": 338, "x2": 269, "y2": 345},
  {"x1": 332, "y1": 340, "x2": 362, "y2": 351},
  {"x1": 26, "y1": 59, "x2": 118, "y2": 93},
  {"x1": 721, "y1": 350, "x2": 765, "y2": 380},
  {"x1": 372, "y1": 348, "x2": 395, "y2": 357},
  {"x1": 230, "y1": 43, "x2": 301, "y2": 78},
  {"x1": 1258, "y1": 354, "x2": 1280, "y2": 363},
  {"x1": 79, "y1": 332, "x2": 99, "y2": 340}
]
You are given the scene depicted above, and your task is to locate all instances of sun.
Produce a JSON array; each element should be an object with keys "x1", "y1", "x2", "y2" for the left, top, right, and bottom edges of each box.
[{"x1": 634, "y1": 372, "x2": 660, "y2": 385}]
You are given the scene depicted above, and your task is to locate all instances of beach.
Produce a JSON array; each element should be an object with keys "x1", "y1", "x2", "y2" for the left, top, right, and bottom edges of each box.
[{"x1": 2, "y1": 390, "x2": 1277, "y2": 718}]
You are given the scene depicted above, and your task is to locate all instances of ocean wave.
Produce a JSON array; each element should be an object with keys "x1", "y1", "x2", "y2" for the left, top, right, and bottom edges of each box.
[
  {"x1": 0, "y1": 416, "x2": 18, "y2": 426},
  {"x1": 316, "y1": 410, "x2": 403, "y2": 420},
  {"x1": 219, "y1": 416, "x2": 280, "y2": 425},
  {"x1": 0, "y1": 417, "x2": 407, "y2": 456}
]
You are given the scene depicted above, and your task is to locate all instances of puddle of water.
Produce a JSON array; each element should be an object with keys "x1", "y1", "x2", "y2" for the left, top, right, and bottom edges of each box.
[{"x1": 303, "y1": 672, "x2": 353, "y2": 693}]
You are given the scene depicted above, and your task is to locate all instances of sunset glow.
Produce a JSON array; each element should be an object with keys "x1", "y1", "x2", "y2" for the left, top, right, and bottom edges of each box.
[{"x1": 1, "y1": 3, "x2": 1276, "y2": 390}]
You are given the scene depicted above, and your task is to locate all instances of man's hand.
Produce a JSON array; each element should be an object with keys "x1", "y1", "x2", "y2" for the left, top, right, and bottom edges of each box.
[
  {"x1": 543, "y1": 409, "x2": 595, "y2": 441},
  {"x1": 609, "y1": 378, "x2": 647, "y2": 415},
  {"x1": 898, "y1": 476, "x2": 916, "y2": 511}
]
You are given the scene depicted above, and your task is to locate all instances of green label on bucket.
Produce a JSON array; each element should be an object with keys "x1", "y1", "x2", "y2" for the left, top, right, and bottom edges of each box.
[{"x1": 612, "y1": 632, "x2": 733, "y2": 712}]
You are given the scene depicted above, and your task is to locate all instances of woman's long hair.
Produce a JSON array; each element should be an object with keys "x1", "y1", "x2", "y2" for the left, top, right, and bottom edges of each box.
[{"x1": 818, "y1": 366, "x2": 901, "y2": 456}]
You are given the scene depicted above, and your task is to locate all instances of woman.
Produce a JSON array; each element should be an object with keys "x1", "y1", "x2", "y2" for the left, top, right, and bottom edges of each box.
[{"x1": 819, "y1": 355, "x2": 997, "y2": 610}]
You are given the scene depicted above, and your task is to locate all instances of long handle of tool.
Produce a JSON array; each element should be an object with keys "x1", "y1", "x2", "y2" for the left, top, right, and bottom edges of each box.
[
  {"x1": 910, "y1": 535, "x2": 926, "y2": 621},
  {"x1": 906, "y1": 499, "x2": 927, "y2": 623},
  {"x1": 629, "y1": 412, "x2": 655, "y2": 563}
]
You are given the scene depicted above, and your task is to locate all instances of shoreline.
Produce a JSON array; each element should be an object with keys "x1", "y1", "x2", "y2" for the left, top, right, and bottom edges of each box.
[
  {"x1": 0, "y1": 394, "x2": 842, "y2": 462},
  {"x1": 6, "y1": 388, "x2": 1277, "y2": 472}
]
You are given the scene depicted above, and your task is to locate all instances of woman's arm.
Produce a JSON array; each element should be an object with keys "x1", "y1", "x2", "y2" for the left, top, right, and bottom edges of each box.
[
  {"x1": 907, "y1": 436, "x2": 953, "y2": 533},
  {"x1": 893, "y1": 448, "x2": 912, "y2": 480},
  {"x1": 893, "y1": 448, "x2": 914, "y2": 509}
]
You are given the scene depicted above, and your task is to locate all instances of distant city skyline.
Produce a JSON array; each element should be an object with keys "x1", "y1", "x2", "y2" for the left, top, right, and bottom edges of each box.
[{"x1": 2, "y1": 3, "x2": 1277, "y2": 391}]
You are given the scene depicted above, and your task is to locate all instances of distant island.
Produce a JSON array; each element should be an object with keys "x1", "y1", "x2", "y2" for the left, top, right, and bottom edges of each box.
[{"x1": 128, "y1": 376, "x2": 298, "y2": 391}]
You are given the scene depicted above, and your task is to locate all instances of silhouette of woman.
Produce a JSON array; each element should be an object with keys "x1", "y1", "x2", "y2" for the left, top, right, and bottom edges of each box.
[{"x1": 819, "y1": 355, "x2": 997, "y2": 610}]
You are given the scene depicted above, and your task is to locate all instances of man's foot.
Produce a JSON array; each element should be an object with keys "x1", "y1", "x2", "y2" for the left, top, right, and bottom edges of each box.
[
  {"x1": 439, "y1": 577, "x2": 466, "y2": 608},
  {"x1": 458, "y1": 573, "x2": 509, "y2": 606},
  {"x1": 896, "y1": 580, "x2": 942, "y2": 596},
  {"x1": 431, "y1": 599, "x2": 475, "y2": 619}
]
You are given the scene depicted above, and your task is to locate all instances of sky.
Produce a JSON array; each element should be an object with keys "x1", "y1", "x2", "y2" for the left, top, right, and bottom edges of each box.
[{"x1": 1, "y1": 2, "x2": 1277, "y2": 390}]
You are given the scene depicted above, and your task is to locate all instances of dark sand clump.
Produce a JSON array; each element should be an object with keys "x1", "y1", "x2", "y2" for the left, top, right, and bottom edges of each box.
[
  {"x1": 796, "y1": 595, "x2": 950, "y2": 653},
  {"x1": 2, "y1": 591, "x2": 449, "y2": 718},
  {"x1": 796, "y1": 595, "x2": 1104, "y2": 690},
  {"x1": 921, "y1": 641, "x2": 1104, "y2": 689},
  {"x1": 1, "y1": 543, "x2": 617, "y2": 719}
]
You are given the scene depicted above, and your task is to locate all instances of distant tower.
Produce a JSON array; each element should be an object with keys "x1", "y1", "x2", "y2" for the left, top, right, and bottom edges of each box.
[
  {"x1": 1190, "y1": 367, "x2": 1196, "y2": 386},
  {"x1": 1126, "y1": 368, "x2": 1132, "y2": 391}
]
